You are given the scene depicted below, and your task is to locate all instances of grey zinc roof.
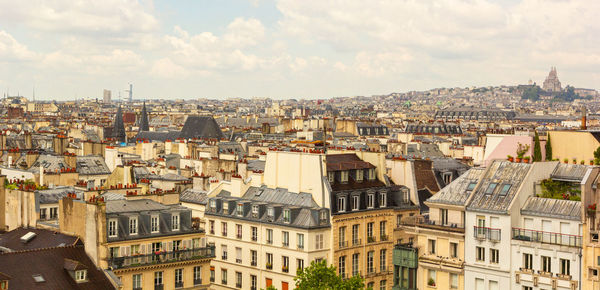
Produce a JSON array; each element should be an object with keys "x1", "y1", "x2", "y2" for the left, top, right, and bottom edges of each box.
[
  {"x1": 37, "y1": 187, "x2": 83, "y2": 204},
  {"x1": 467, "y1": 160, "x2": 531, "y2": 214},
  {"x1": 550, "y1": 163, "x2": 590, "y2": 182},
  {"x1": 521, "y1": 196, "x2": 581, "y2": 221},
  {"x1": 76, "y1": 155, "x2": 110, "y2": 175},
  {"x1": 247, "y1": 160, "x2": 265, "y2": 171},
  {"x1": 148, "y1": 173, "x2": 189, "y2": 182},
  {"x1": 242, "y1": 186, "x2": 318, "y2": 208},
  {"x1": 28, "y1": 154, "x2": 69, "y2": 173},
  {"x1": 105, "y1": 199, "x2": 184, "y2": 213},
  {"x1": 180, "y1": 188, "x2": 209, "y2": 205},
  {"x1": 427, "y1": 168, "x2": 485, "y2": 206}
]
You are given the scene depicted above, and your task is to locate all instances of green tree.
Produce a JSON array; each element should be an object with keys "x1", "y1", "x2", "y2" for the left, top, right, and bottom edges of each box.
[
  {"x1": 545, "y1": 134, "x2": 552, "y2": 161},
  {"x1": 522, "y1": 84, "x2": 541, "y2": 101},
  {"x1": 295, "y1": 260, "x2": 364, "y2": 290},
  {"x1": 533, "y1": 131, "x2": 542, "y2": 162},
  {"x1": 594, "y1": 146, "x2": 600, "y2": 165}
]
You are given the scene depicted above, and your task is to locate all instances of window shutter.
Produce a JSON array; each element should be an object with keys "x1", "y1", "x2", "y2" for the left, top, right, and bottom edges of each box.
[
  {"x1": 120, "y1": 246, "x2": 127, "y2": 257},
  {"x1": 140, "y1": 244, "x2": 146, "y2": 254},
  {"x1": 167, "y1": 241, "x2": 173, "y2": 252}
]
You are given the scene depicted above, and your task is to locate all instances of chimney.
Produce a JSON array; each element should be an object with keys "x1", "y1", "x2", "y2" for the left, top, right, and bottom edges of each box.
[
  {"x1": 582, "y1": 106, "x2": 587, "y2": 130},
  {"x1": 64, "y1": 153, "x2": 76, "y2": 169},
  {"x1": 26, "y1": 151, "x2": 39, "y2": 168},
  {"x1": 24, "y1": 131, "x2": 32, "y2": 149}
]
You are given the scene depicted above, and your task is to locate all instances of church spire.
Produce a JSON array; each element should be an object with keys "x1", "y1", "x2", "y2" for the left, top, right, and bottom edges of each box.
[
  {"x1": 139, "y1": 101, "x2": 149, "y2": 132},
  {"x1": 112, "y1": 105, "x2": 126, "y2": 143}
]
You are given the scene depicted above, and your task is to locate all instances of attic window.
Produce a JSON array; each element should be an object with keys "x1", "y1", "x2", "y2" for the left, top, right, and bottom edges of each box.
[
  {"x1": 442, "y1": 172, "x2": 452, "y2": 185},
  {"x1": 283, "y1": 209, "x2": 291, "y2": 223},
  {"x1": 368, "y1": 168, "x2": 376, "y2": 180},
  {"x1": 75, "y1": 270, "x2": 87, "y2": 282},
  {"x1": 499, "y1": 184, "x2": 511, "y2": 196},
  {"x1": 237, "y1": 203, "x2": 244, "y2": 216},
  {"x1": 328, "y1": 172, "x2": 334, "y2": 183},
  {"x1": 223, "y1": 202, "x2": 229, "y2": 211},
  {"x1": 320, "y1": 210, "x2": 327, "y2": 223},
  {"x1": 267, "y1": 207, "x2": 274, "y2": 218},
  {"x1": 252, "y1": 205, "x2": 259, "y2": 217},
  {"x1": 485, "y1": 183, "x2": 498, "y2": 195},
  {"x1": 340, "y1": 171, "x2": 349, "y2": 183},
  {"x1": 466, "y1": 182, "x2": 477, "y2": 192},
  {"x1": 209, "y1": 200, "x2": 216, "y2": 209},
  {"x1": 356, "y1": 169, "x2": 363, "y2": 182},
  {"x1": 32, "y1": 274, "x2": 45, "y2": 283}
]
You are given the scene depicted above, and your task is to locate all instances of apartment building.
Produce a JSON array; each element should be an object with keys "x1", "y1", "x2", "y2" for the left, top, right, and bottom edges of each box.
[
  {"x1": 59, "y1": 197, "x2": 214, "y2": 290},
  {"x1": 328, "y1": 153, "x2": 419, "y2": 290},
  {"x1": 205, "y1": 186, "x2": 330, "y2": 290}
]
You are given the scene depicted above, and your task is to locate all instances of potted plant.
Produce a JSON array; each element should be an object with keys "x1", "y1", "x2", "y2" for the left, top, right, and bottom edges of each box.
[
  {"x1": 516, "y1": 156, "x2": 522, "y2": 163},
  {"x1": 428, "y1": 278, "x2": 436, "y2": 287},
  {"x1": 573, "y1": 158, "x2": 577, "y2": 164},
  {"x1": 563, "y1": 158, "x2": 569, "y2": 164},
  {"x1": 588, "y1": 204, "x2": 597, "y2": 216},
  {"x1": 523, "y1": 156, "x2": 531, "y2": 163},
  {"x1": 507, "y1": 155, "x2": 514, "y2": 162},
  {"x1": 516, "y1": 143, "x2": 530, "y2": 163},
  {"x1": 591, "y1": 160, "x2": 595, "y2": 165},
  {"x1": 581, "y1": 160, "x2": 585, "y2": 165}
]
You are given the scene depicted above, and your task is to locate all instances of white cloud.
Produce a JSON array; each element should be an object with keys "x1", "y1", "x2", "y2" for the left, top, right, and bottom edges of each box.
[{"x1": 0, "y1": 30, "x2": 37, "y2": 61}]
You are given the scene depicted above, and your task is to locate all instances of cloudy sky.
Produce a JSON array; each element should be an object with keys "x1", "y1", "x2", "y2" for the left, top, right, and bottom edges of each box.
[{"x1": 0, "y1": 0, "x2": 598, "y2": 100}]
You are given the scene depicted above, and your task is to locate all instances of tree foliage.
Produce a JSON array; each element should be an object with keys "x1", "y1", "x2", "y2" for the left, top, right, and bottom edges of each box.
[
  {"x1": 545, "y1": 134, "x2": 552, "y2": 161},
  {"x1": 594, "y1": 146, "x2": 600, "y2": 165},
  {"x1": 522, "y1": 84, "x2": 541, "y2": 101},
  {"x1": 294, "y1": 260, "x2": 364, "y2": 290},
  {"x1": 533, "y1": 131, "x2": 542, "y2": 162}
]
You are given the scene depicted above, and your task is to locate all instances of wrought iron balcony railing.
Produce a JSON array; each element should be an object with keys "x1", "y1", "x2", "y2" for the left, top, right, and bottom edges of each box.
[
  {"x1": 512, "y1": 228, "x2": 582, "y2": 247},
  {"x1": 108, "y1": 246, "x2": 215, "y2": 270},
  {"x1": 473, "y1": 226, "x2": 501, "y2": 242}
]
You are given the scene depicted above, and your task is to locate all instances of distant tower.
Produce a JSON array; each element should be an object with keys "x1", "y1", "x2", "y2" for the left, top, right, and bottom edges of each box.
[
  {"x1": 112, "y1": 105, "x2": 126, "y2": 143},
  {"x1": 128, "y1": 83, "x2": 133, "y2": 102},
  {"x1": 139, "y1": 101, "x2": 149, "y2": 132},
  {"x1": 103, "y1": 89, "x2": 111, "y2": 103}
]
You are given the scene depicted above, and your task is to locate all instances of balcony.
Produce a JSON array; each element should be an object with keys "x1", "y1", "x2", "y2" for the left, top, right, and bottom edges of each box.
[
  {"x1": 339, "y1": 241, "x2": 348, "y2": 248},
  {"x1": 236, "y1": 258, "x2": 242, "y2": 263},
  {"x1": 266, "y1": 263, "x2": 273, "y2": 270},
  {"x1": 512, "y1": 228, "x2": 582, "y2": 247},
  {"x1": 401, "y1": 216, "x2": 465, "y2": 233},
  {"x1": 236, "y1": 234, "x2": 242, "y2": 239},
  {"x1": 367, "y1": 236, "x2": 376, "y2": 243},
  {"x1": 108, "y1": 246, "x2": 215, "y2": 270},
  {"x1": 154, "y1": 285, "x2": 163, "y2": 290},
  {"x1": 380, "y1": 234, "x2": 389, "y2": 241},
  {"x1": 251, "y1": 260, "x2": 257, "y2": 267},
  {"x1": 175, "y1": 282, "x2": 183, "y2": 288},
  {"x1": 473, "y1": 226, "x2": 501, "y2": 242},
  {"x1": 282, "y1": 266, "x2": 289, "y2": 273},
  {"x1": 236, "y1": 283, "x2": 242, "y2": 288},
  {"x1": 352, "y1": 239, "x2": 362, "y2": 246},
  {"x1": 193, "y1": 278, "x2": 202, "y2": 286}
]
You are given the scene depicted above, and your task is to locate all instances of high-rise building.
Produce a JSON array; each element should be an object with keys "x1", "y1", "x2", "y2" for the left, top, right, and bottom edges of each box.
[{"x1": 103, "y1": 89, "x2": 111, "y2": 103}]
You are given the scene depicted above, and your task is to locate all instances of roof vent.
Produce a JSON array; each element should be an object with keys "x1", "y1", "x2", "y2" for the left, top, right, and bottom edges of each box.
[
  {"x1": 20, "y1": 232, "x2": 37, "y2": 244},
  {"x1": 32, "y1": 274, "x2": 45, "y2": 283}
]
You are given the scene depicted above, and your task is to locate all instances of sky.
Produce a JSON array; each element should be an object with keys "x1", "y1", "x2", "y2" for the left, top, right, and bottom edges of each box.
[{"x1": 0, "y1": 0, "x2": 598, "y2": 100}]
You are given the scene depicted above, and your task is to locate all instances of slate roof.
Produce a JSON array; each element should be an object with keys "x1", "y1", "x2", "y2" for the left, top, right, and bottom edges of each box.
[
  {"x1": 247, "y1": 160, "x2": 265, "y2": 172},
  {"x1": 179, "y1": 115, "x2": 225, "y2": 139},
  {"x1": 243, "y1": 186, "x2": 318, "y2": 208},
  {"x1": 466, "y1": 160, "x2": 531, "y2": 214},
  {"x1": 138, "y1": 102, "x2": 150, "y2": 132},
  {"x1": 521, "y1": 196, "x2": 581, "y2": 221},
  {"x1": 326, "y1": 154, "x2": 376, "y2": 171},
  {"x1": 37, "y1": 186, "x2": 83, "y2": 204},
  {"x1": 405, "y1": 123, "x2": 463, "y2": 134},
  {"x1": 76, "y1": 155, "x2": 110, "y2": 175},
  {"x1": 550, "y1": 163, "x2": 590, "y2": 182},
  {"x1": 0, "y1": 245, "x2": 115, "y2": 289},
  {"x1": 105, "y1": 199, "x2": 186, "y2": 214},
  {"x1": 180, "y1": 188, "x2": 209, "y2": 205},
  {"x1": 112, "y1": 106, "x2": 126, "y2": 143},
  {"x1": 28, "y1": 154, "x2": 69, "y2": 173},
  {"x1": 427, "y1": 168, "x2": 485, "y2": 206},
  {"x1": 0, "y1": 227, "x2": 80, "y2": 252}
]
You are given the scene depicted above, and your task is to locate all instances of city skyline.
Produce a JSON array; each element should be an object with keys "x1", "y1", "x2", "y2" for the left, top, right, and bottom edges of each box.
[{"x1": 0, "y1": 0, "x2": 599, "y2": 100}]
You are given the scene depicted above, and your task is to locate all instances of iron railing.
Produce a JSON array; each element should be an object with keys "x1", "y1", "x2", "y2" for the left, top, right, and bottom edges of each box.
[
  {"x1": 108, "y1": 246, "x2": 215, "y2": 269},
  {"x1": 473, "y1": 226, "x2": 501, "y2": 241},
  {"x1": 512, "y1": 228, "x2": 582, "y2": 247}
]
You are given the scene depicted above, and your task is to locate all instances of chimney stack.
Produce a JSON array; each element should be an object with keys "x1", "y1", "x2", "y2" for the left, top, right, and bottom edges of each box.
[{"x1": 582, "y1": 106, "x2": 587, "y2": 130}]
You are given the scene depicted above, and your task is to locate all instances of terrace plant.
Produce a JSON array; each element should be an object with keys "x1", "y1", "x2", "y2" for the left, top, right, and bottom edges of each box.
[{"x1": 516, "y1": 143, "x2": 530, "y2": 159}]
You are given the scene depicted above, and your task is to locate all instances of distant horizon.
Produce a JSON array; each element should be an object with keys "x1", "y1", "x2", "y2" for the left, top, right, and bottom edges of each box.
[{"x1": 0, "y1": 0, "x2": 598, "y2": 100}]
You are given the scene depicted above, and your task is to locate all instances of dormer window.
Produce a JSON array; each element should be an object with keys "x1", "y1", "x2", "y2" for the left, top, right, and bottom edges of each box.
[
  {"x1": 223, "y1": 202, "x2": 229, "y2": 212},
  {"x1": 367, "y1": 193, "x2": 375, "y2": 208},
  {"x1": 338, "y1": 196, "x2": 346, "y2": 212},
  {"x1": 209, "y1": 200, "x2": 216, "y2": 209},
  {"x1": 283, "y1": 209, "x2": 291, "y2": 223},
  {"x1": 129, "y1": 217, "x2": 138, "y2": 235},
  {"x1": 108, "y1": 219, "x2": 118, "y2": 238},
  {"x1": 252, "y1": 205, "x2": 259, "y2": 217},
  {"x1": 171, "y1": 214, "x2": 180, "y2": 231},
  {"x1": 237, "y1": 203, "x2": 244, "y2": 216},
  {"x1": 76, "y1": 270, "x2": 88, "y2": 282},
  {"x1": 485, "y1": 183, "x2": 498, "y2": 195},
  {"x1": 151, "y1": 215, "x2": 159, "y2": 233},
  {"x1": 379, "y1": 192, "x2": 387, "y2": 207},
  {"x1": 402, "y1": 189, "x2": 410, "y2": 203},
  {"x1": 356, "y1": 170, "x2": 363, "y2": 182},
  {"x1": 442, "y1": 172, "x2": 452, "y2": 185},
  {"x1": 320, "y1": 210, "x2": 327, "y2": 223},
  {"x1": 340, "y1": 171, "x2": 349, "y2": 183},
  {"x1": 352, "y1": 195, "x2": 359, "y2": 211},
  {"x1": 328, "y1": 172, "x2": 335, "y2": 183},
  {"x1": 368, "y1": 168, "x2": 376, "y2": 180},
  {"x1": 267, "y1": 207, "x2": 274, "y2": 218}
]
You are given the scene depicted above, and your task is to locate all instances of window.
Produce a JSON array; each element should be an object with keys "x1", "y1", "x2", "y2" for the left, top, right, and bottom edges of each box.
[
  {"x1": 328, "y1": 171, "x2": 334, "y2": 183},
  {"x1": 441, "y1": 208, "x2": 448, "y2": 225},
  {"x1": 75, "y1": 270, "x2": 86, "y2": 282},
  {"x1": 266, "y1": 229, "x2": 273, "y2": 244},
  {"x1": 252, "y1": 205, "x2": 259, "y2": 217},
  {"x1": 282, "y1": 231, "x2": 289, "y2": 247},
  {"x1": 352, "y1": 195, "x2": 359, "y2": 210},
  {"x1": 251, "y1": 250, "x2": 257, "y2": 266},
  {"x1": 476, "y1": 216, "x2": 485, "y2": 237},
  {"x1": 442, "y1": 172, "x2": 452, "y2": 184},
  {"x1": 109, "y1": 247, "x2": 119, "y2": 258},
  {"x1": 267, "y1": 207, "x2": 274, "y2": 218},
  {"x1": 368, "y1": 168, "x2": 376, "y2": 180},
  {"x1": 209, "y1": 220, "x2": 215, "y2": 234},
  {"x1": 367, "y1": 251, "x2": 374, "y2": 273},
  {"x1": 341, "y1": 171, "x2": 349, "y2": 183},
  {"x1": 251, "y1": 226, "x2": 258, "y2": 241},
  {"x1": 210, "y1": 268, "x2": 215, "y2": 282},
  {"x1": 237, "y1": 203, "x2": 243, "y2": 216},
  {"x1": 193, "y1": 266, "x2": 202, "y2": 284},
  {"x1": 297, "y1": 233, "x2": 304, "y2": 249},
  {"x1": 450, "y1": 273, "x2": 458, "y2": 289},
  {"x1": 428, "y1": 270, "x2": 436, "y2": 286},
  {"x1": 316, "y1": 234, "x2": 324, "y2": 249},
  {"x1": 281, "y1": 256, "x2": 290, "y2": 272},
  {"x1": 40, "y1": 208, "x2": 47, "y2": 220},
  {"x1": 485, "y1": 183, "x2": 498, "y2": 195},
  {"x1": 367, "y1": 282, "x2": 374, "y2": 289},
  {"x1": 450, "y1": 242, "x2": 458, "y2": 258},
  {"x1": 367, "y1": 222, "x2": 374, "y2": 239},
  {"x1": 523, "y1": 287, "x2": 533, "y2": 290},
  {"x1": 221, "y1": 269, "x2": 227, "y2": 285},
  {"x1": 154, "y1": 271, "x2": 163, "y2": 286},
  {"x1": 235, "y1": 247, "x2": 242, "y2": 263},
  {"x1": 490, "y1": 248, "x2": 499, "y2": 263},
  {"x1": 266, "y1": 253, "x2": 273, "y2": 269},
  {"x1": 236, "y1": 224, "x2": 242, "y2": 239},
  {"x1": 368, "y1": 194, "x2": 375, "y2": 208},
  {"x1": 589, "y1": 268, "x2": 598, "y2": 279},
  {"x1": 210, "y1": 199, "x2": 216, "y2": 209},
  {"x1": 380, "y1": 221, "x2": 387, "y2": 239},
  {"x1": 560, "y1": 258, "x2": 570, "y2": 275},
  {"x1": 356, "y1": 169, "x2": 363, "y2": 181},
  {"x1": 396, "y1": 214, "x2": 403, "y2": 227},
  {"x1": 338, "y1": 196, "x2": 346, "y2": 212},
  {"x1": 129, "y1": 217, "x2": 138, "y2": 235},
  {"x1": 221, "y1": 222, "x2": 228, "y2": 236},
  {"x1": 283, "y1": 209, "x2": 291, "y2": 223},
  {"x1": 541, "y1": 256, "x2": 551, "y2": 272},
  {"x1": 523, "y1": 253, "x2": 533, "y2": 270},
  {"x1": 175, "y1": 268, "x2": 183, "y2": 288},
  {"x1": 222, "y1": 245, "x2": 228, "y2": 260},
  {"x1": 151, "y1": 215, "x2": 159, "y2": 233},
  {"x1": 476, "y1": 247, "x2": 485, "y2": 261},
  {"x1": 380, "y1": 249, "x2": 386, "y2": 271},
  {"x1": 131, "y1": 244, "x2": 140, "y2": 255},
  {"x1": 428, "y1": 239, "x2": 436, "y2": 254},
  {"x1": 379, "y1": 280, "x2": 386, "y2": 290},
  {"x1": 352, "y1": 224, "x2": 359, "y2": 245},
  {"x1": 172, "y1": 214, "x2": 180, "y2": 231},
  {"x1": 50, "y1": 207, "x2": 58, "y2": 219},
  {"x1": 379, "y1": 192, "x2": 386, "y2": 207},
  {"x1": 352, "y1": 253, "x2": 359, "y2": 276},
  {"x1": 108, "y1": 219, "x2": 118, "y2": 237},
  {"x1": 499, "y1": 184, "x2": 511, "y2": 196},
  {"x1": 132, "y1": 274, "x2": 142, "y2": 289},
  {"x1": 466, "y1": 182, "x2": 476, "y2": 191},
  {"x1": 223, "y1": 202, "x2": 229, "y2": 212},
  {"x1": 320, "y1": 210, "x2": 327, "y2": 223},
  {"x1": 236, "y1": 272, "x2": 242, "y2": 288},
  {"x1": 251, "y1": 275, "x2": 257, "y2": 290}
]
